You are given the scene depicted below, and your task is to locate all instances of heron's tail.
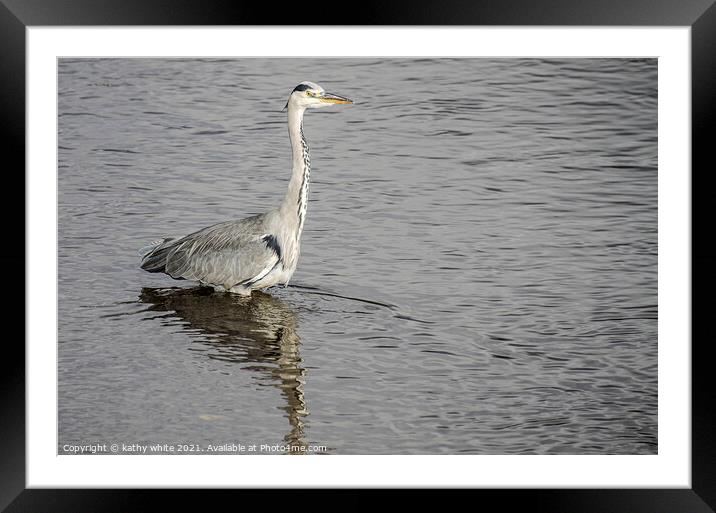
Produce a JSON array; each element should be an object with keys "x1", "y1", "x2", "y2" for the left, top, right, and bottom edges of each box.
[{"x1": 139, "y1": 237, "x2": 177, "y2": 273}]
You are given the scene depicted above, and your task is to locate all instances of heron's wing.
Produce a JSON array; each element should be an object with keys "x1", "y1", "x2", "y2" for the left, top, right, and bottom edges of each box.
[{"x1": 142, "y1": 216, "x2": 282, "y2": 287}]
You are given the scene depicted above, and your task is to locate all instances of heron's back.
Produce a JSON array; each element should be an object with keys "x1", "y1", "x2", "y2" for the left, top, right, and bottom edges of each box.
[{"x1": 139, "y1": 213, "x2": 291, "y2": 290}]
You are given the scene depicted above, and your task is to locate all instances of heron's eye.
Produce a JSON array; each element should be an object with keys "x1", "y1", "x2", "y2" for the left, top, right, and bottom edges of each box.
[{"x1": 306, "y1": 91, "x2": 315, "y2": 97}]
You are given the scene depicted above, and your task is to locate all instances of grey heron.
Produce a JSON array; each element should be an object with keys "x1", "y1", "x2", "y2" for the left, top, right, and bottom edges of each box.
[{"x1": 139, "y1": 81, "x2": 352, "y2": 295}]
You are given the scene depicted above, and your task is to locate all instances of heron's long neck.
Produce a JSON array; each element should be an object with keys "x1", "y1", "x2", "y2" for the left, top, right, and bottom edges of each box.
[{"x1": 281, "y1": 106, "x2": 310, "y2": 240}]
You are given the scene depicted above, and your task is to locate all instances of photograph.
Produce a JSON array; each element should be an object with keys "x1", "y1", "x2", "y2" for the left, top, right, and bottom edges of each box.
[{"x1": 57, "y1": 57, "x2": 658, "y2": 456}]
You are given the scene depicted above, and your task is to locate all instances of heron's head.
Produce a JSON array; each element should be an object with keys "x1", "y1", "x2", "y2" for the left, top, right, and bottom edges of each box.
[{"x1": 284, "y1": 81, "x2": 353, "y2": 111}]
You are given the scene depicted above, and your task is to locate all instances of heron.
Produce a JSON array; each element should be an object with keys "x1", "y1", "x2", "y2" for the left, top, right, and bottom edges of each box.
[{"x1": 139, "y1": 81, "x2": 352, "y2": 295}]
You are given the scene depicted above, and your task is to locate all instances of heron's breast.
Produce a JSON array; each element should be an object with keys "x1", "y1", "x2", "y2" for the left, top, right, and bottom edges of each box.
[{"x1": 283, "y1": 240, "x2": 300, "y2": 271}]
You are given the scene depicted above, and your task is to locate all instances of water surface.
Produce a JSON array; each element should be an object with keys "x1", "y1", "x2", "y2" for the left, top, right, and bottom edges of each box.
[{"x1": 58, "y1": 58, "x2": 657, "y2": 454}]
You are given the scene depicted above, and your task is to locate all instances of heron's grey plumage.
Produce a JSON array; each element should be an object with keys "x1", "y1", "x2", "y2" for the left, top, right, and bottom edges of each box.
[
  {"x1": 141, "y1": 214, "x2": 279, "y2": 289},
  {"x1": 139, "y1": 81, "x2": 352, "y2": 295}
]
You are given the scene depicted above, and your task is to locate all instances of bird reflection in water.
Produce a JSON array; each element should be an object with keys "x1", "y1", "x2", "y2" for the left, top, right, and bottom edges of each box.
[{"x1": 138, "y1": 286, "x2": 310, "y2": 453}]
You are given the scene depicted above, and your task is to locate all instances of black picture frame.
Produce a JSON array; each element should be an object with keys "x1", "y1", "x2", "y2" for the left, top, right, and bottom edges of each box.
[{"x1": 4, "y1": 0, "x2": 714, "y2": 510}]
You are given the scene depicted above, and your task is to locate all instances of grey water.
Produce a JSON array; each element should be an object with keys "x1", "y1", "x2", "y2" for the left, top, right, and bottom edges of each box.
[{"x1": 58, "y1": 58, "x2": 657, "y2": 455}]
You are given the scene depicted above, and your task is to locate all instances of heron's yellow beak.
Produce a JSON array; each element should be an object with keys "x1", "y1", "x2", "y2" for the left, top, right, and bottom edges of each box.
[{"x1": 321, "y1": 92, "x2": 353, "y2": 105}]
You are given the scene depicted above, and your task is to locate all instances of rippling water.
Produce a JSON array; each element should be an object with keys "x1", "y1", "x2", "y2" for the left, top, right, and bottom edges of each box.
[{"x1": 58, "y1": 58, "x2": 657, "y2": 454}]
